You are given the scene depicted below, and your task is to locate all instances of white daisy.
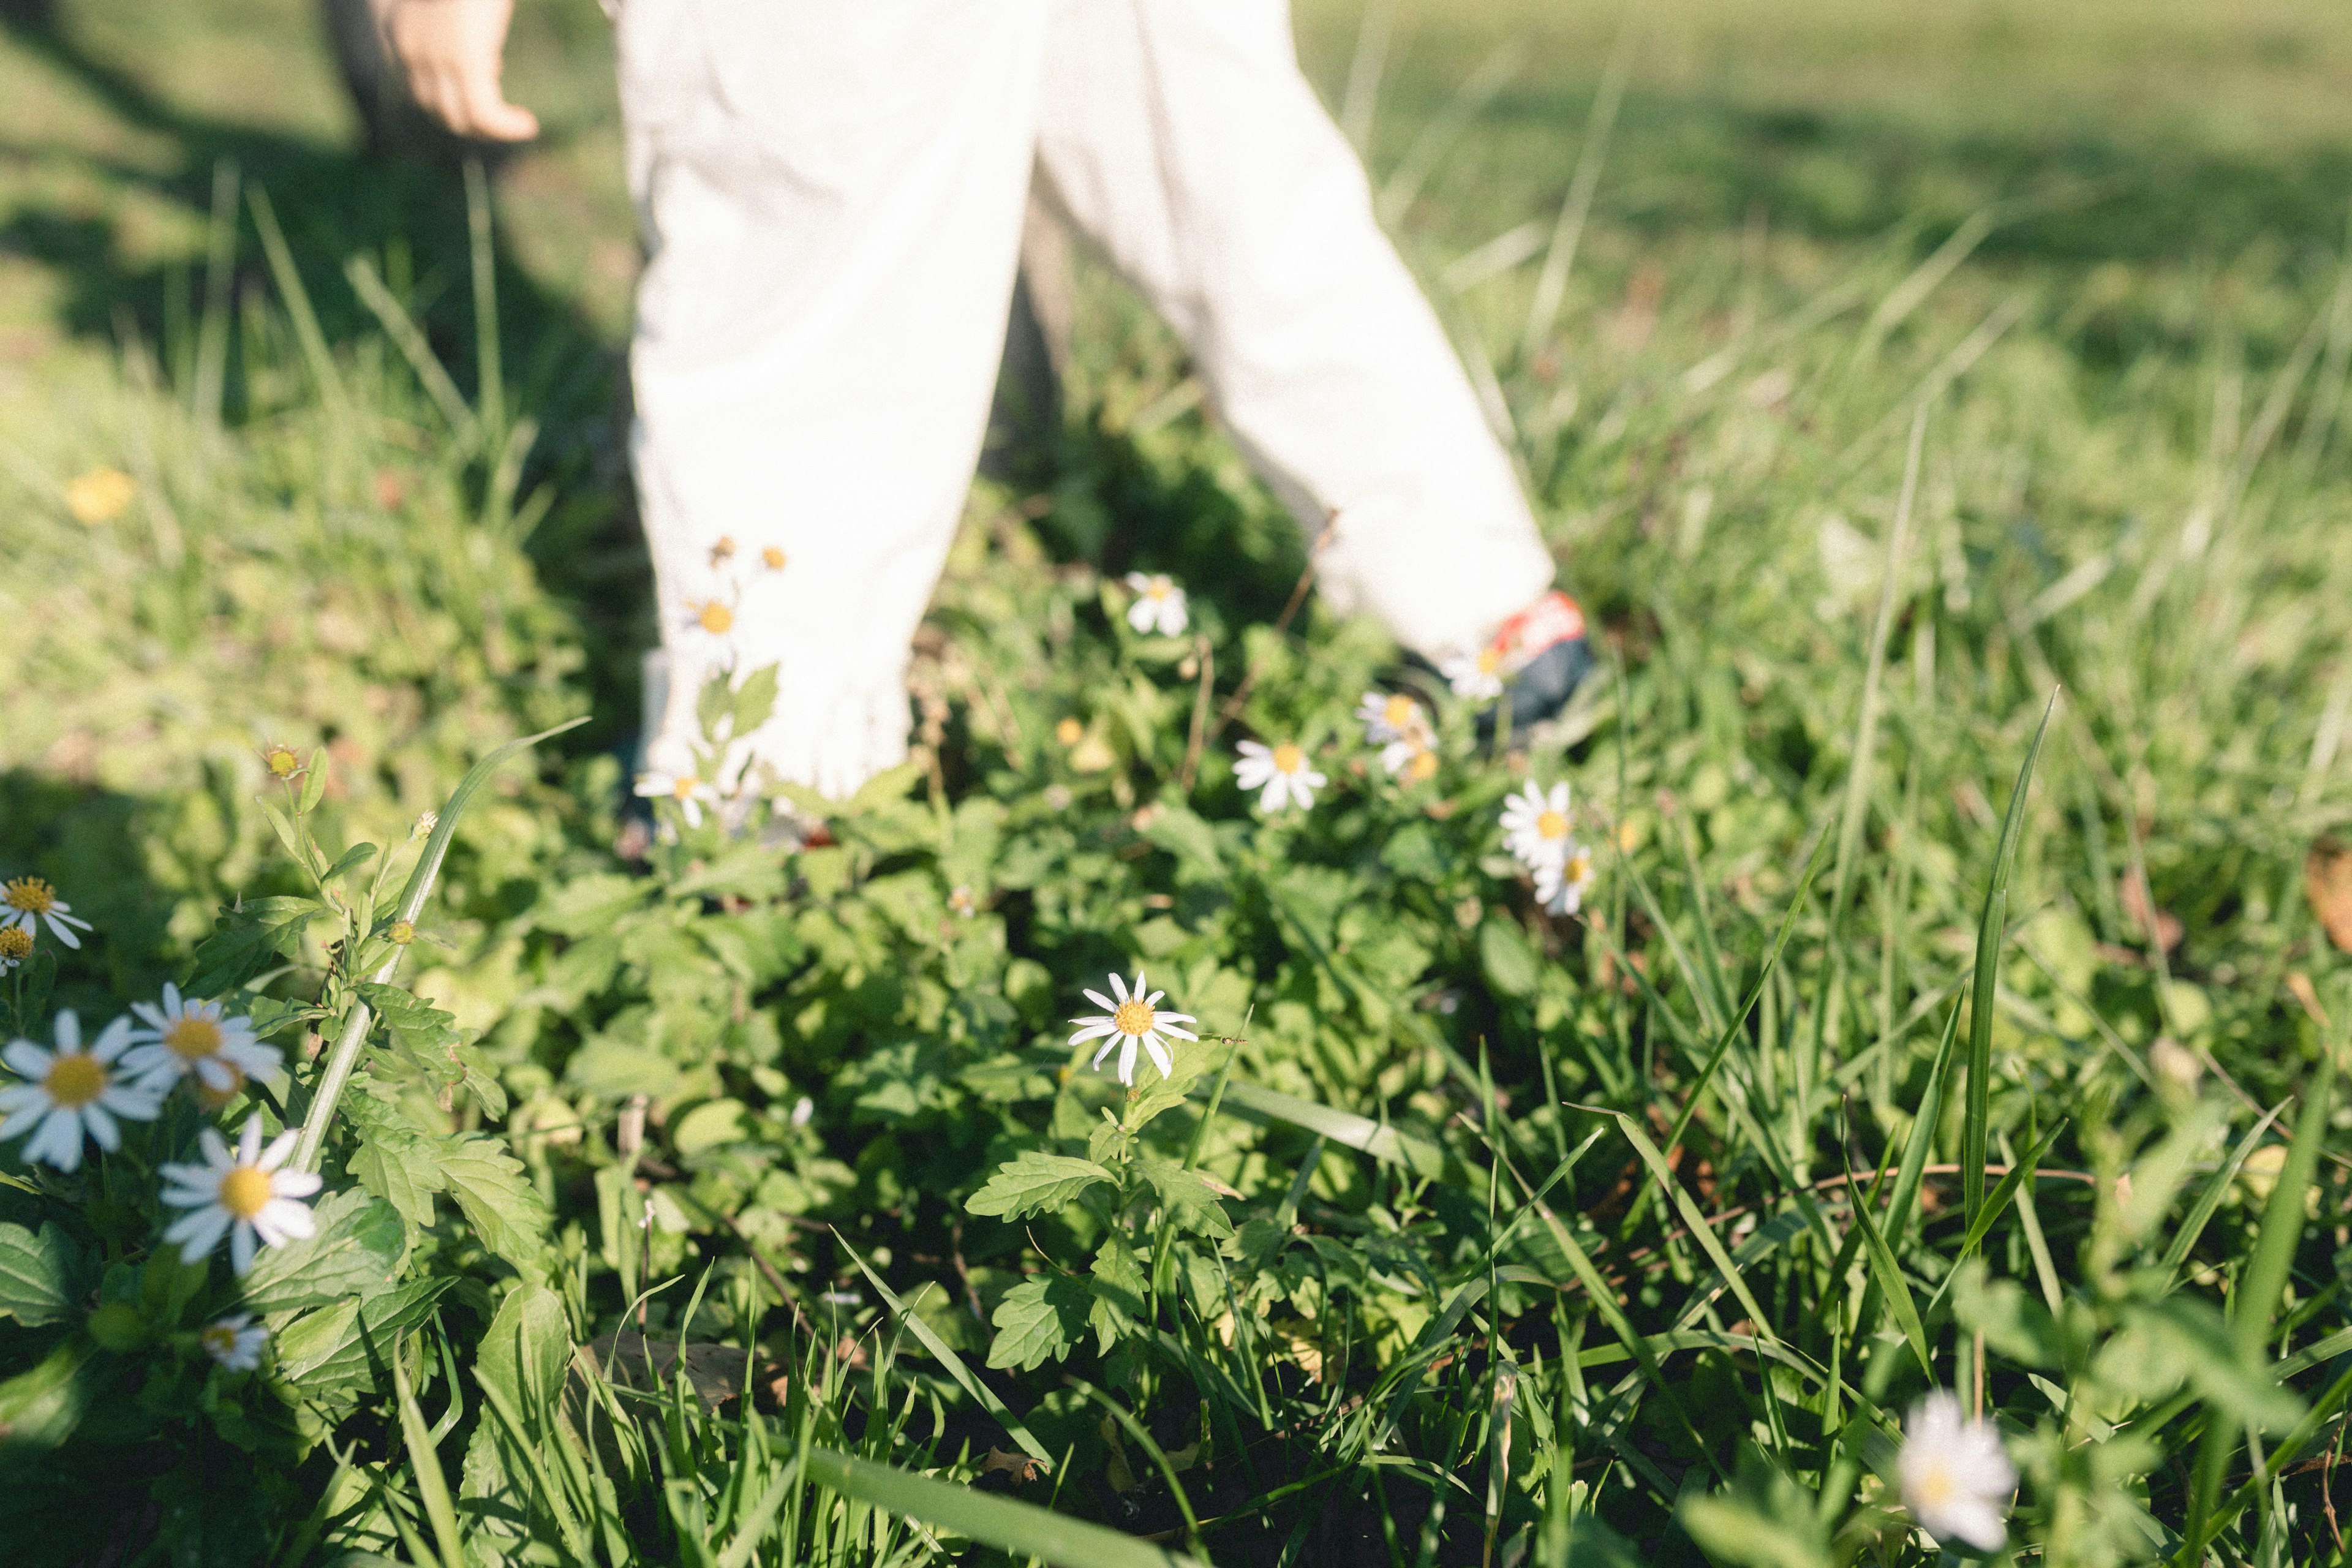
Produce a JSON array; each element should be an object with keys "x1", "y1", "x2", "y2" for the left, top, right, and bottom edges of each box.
[
  {"x1": 1069, "y1": 969, "x2": 1199, "y2": 1087},
  {"x1": 158, "y1": 1115, "x2": 322, "y2": 1275},
  {"x1": 1534, "y1": 843, "x2": 1595, "y2": 916},
  {"x1": 1441, "y1": 646, "x2": 1506, "y2": 701},
  {"x1": 1234, "y1": 740, "x2": 1327, "y2": 813},
  {"x1": 677, "y1": 594, "x2": 741, "y2": 668},
  {"x1": 198, "y1": 1313, "x2": 268, "y2": 1371},
  {"x1": 0, "y1": 927, "x2": 31, "y2": 973},
  {"x1": 0, "y1": 1011, "x2": 163, "y2": 1172},
  {"x1": 2, "y1": 875, "x2": 93, "y2": 951},
  {"x1": 121, "y1": 984, "x2": 282, "y2": 1096},
  {"x1": 1357, "y1": 690, "x2": 1433, "y2": 747},
  {"x1": 1499, "y1": 781, "x2": 1576, "y2": 870},
  {"x1": 1381, "y1": 736, "x2": 1441, "y2": 782},
  {"x1": 1898, "y1": 1390, "x2": 2017, "y2": 1553},
  {"x1": 1122, "y1": 573, "x2": 1189, "y2": 637},
  {"x1": 634, "y1": 768, "x2": 723, "y2": 829}
]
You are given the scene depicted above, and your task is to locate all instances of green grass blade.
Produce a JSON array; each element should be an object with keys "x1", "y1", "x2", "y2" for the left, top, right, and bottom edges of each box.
[
  {"x1": 1204, "y1": 1079, "x2": 1461, "y2": 1183},
  {"x1": 714, "y1": 1461, "x2": 800, "y2": 1568},
  {"x1": 1592, "y1": 1107, "x2": 1777, "y2": 1346},
  {"x1": 2231, "y1": 1061, "x2": 2335, "y2": 1359},
  {"x1": 1659, "y1": 829, "x2": 1833, "y2": 1163},
  {"x1": 2162, "y1": 1102, "x2": 2288, "y2": 1283},
  {"x1": 245, "y1": 186, "x2": 347, "y2": 420},
  {"x1": 393, "y1": 1343, "x2": 466, "y2": 1568},
  {"x1": 342, "y1": 254, "x2": 482, "y2": 450},
  {"x1": 1886, "y1": 998, "x2": 1964, "y2": 1242},
  {"x1": 840, "y1": 1242, "x2": 1054, "y2": 1468},
  {"x1": 800, "y1": 1446, "x2": 1204, "y2": 1567},
  {"x1": 1962, "y1": 691, "x2": 2057, "y2": 1226}
]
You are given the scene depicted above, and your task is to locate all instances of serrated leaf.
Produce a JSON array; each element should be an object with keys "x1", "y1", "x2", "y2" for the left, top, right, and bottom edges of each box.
[
  {"x1": 341, "y1": 1093, "x2": 449, "y2": 1229},
  {"x1": 239, "y1": 1188, "x2": 407, "y2": 1314},
  {"x1": 1088, "y1": 1236, "x2": 1147, "y2": 1356},
  {"x1": 967, "y1": 1152, "x2": 1115, "y2": 1223},
  {"x1": 1134, "y1": 1159, "x2": 1233, "y2": 1240},
  {"x1": 440, "y1": 1134, "x2": 553, "y2": 1279},
  {"x1": 274, "y1": 1277, "x2": 453, "y2": 1394},
  {"x1": 184, "y1": 896, "x2": 322, "y2": 998},
  {"x1": 358, "y1": 981, "x2": 461, "y2": 1063},
  {"x1": 986, "y1": 1276, "x2": 1090, "y2": 1372},
  {"x1": 0, "y1": 1222, "x2": 79, "y2": 1327}
]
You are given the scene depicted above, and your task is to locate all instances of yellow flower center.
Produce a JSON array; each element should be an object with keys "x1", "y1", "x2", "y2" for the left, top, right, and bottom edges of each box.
[
  {"x1": 0, "y1": 928, "x2": 31, "y2": 961},
  {"x1": 1383, "y1": 695, "x2": 1417, "y2": 727},
  {"x1": 1536, "y1": 809, "x2": 1569, "y2": 840},
  {"x1": 5, "y1": 877, "x2": 56, "y2": 916},
  {"x1": 219, "y1": 1167, "x2": 274, "y2": 1221},
  {"x1": 389, "y1": 920, "x2": 415, "y2": 945},
  {"x1": 164, "y1": 1016, "x2": 224, "y2": 1061},
  {"x1": 762, "y1": 546, "x2": 787, "y2": 571},
  {"x1": 1114, "y1": 1000, "x2": 1156, "y2": 1038},
  {"x1": 44, "y1": 1054, "x2": 105, "y2": 1107},
  {"x1": 263, "y1": 745, "x2": 301, "y2": 778},
  {"x1": 1406, "y1": 750, "x2": 1439, "y2": 782},
  {"x1": 696, "y1": 601, "x2": 734, "y2": 635},
  {"x1": 1272, "y1": 744, "x2": 1305, "y2": 774},
  {"x1": 1566, "y1": 854, "x2": 1592, "y2": 883},
  {"x1": 1055, "y1": 718, "x2": 1084, "y2": 747},
  {"x1": 200, "y1": 1324, "x2": 239, "y2": 1357},
  {"x1": 1145, "y1": 578, "x2": 1170, "y2": 600},
  {"x1": 66, "y1": 468, "x2": 136, "y2": 524},
  {"x1": 710, "y1": 535, "x2": 736, "y2": 562},
  {"x1": 1479, "y1": 648, "x2": 1502, "y2": 675},
  {"x1": 671, "y1": 775, "x2": 702, "y2": 801},
  {"x1": 1913, "y1": 1461, "x2": 1958, "y2": 1508}
]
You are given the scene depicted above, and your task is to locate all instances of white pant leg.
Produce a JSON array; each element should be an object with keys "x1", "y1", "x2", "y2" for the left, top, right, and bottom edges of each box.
[
  {"x1": 620, "y1": 0, "x2": 1046, "y2": 797},
  {"x1": 1034, "y1": 0, "x2": 1553, "y2": 662}
]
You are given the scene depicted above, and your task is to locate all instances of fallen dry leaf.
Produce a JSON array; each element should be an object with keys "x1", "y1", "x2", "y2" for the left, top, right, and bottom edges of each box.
[
  {"x1": 2306, "y1": 843, "x2": 2352, "y2": 954},
  {"x1": 980, "y1": 1447, "x2": 1045, "y2": 1485}
]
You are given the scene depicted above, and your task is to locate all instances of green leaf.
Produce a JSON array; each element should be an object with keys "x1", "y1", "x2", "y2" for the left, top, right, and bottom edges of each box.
[
  {"x1": 1478, "y1": 915, "x2": 1542, "y2": 997},
  {"x1": 800, "y1": 1446, "x2": 1201, "y2": 1567},
  {"x1": 565, "y1": 1038, "x2": 682, "y2": 1100},
  {"x1": 730, "y1": 662, "x2": 780, "y2": 737},
  {"x1": 1140, "y1": 804, "x2": 1224, "y2": 876},
  {"x1": 439, "y1": 1134, "x2": 554, "y2": 1280},
  {"x1": 1134, "y1": 1160, "x2": 1233, "y2": 1240},
  {"x1": 184, "y1": 895, "x2": 322, "y2": 998},
  {"x1": 239, "y1": 1188, "x2": 407, "y2": 1314},
  {"x1": 0, "y1": 1222, "x2": 78, "y2": 1327},
  {"x1": 473, "y1": 1283, "x2": 571, "y2": 1431},
  {"x1": 1678, "y1": 1450, "x2": 1833, "y2": 1568},
  {"x1": 341, "y1": 1093, "x2": 450, "y2": 1229},
  {"x1": 391, "y1": 718, "x2": 588, "y2": 930},
  {"x1": 274, "y1": 1278, "x2": 454, "y2": 1394},
  {"x1": 2234, "y1": 1061, "x2": 2335, "y2": 1359},
  {"x1": 673, "y1": 1098, "x2": 750, "y2": 1156},
  {"x1": 985, "y1": 1276, "x2": 1090, "y2": 1372},
  {"x1": 356, "y1": 982, "x2": 464, "y2": 1082},
  {"x1": 1088, "y1": 1235, "x2": 1147, "y2": 1355},
  {"x1": 0, "y1": 1335, "x2": 105, "y2": 1461},
  {"x1": 1962, "y1": 693, "x2": 2054, "y2": 1225},
  {"x1": 966, "y1": 1152, "x2": 1115, "y2": 1223}
]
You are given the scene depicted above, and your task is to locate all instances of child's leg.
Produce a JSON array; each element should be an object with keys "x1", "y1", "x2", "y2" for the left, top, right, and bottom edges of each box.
[
  {"x1": 620, "y1": 0, "x2": 1047, "y2": 797},
  {"x1": 1032, "y1": 0, "x2": 1558, "y2": 667}
]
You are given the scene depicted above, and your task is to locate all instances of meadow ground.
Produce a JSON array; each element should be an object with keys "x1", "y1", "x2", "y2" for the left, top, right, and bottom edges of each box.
[{"x1": 4, "y1": 1, "x2": 2352, "y2": 1563}]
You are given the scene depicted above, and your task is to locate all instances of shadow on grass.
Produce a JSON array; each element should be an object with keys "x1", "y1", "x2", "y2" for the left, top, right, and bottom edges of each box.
[{"x1": 0, "y1": 5, "x2": 652, "y2": 755}]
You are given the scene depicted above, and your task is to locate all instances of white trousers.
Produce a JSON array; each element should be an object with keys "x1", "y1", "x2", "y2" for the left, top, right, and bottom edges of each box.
[{"x1": 620, "y1": 0, "x2": 1555, "y2": 797}]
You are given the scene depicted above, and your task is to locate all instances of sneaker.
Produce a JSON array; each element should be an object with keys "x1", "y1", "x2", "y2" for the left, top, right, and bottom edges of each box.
[{"x1": 1477, "y1": 590, "x2": 1595, "y2": 741}]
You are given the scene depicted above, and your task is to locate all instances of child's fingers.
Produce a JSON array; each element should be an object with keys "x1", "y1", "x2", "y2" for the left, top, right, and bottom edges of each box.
[{"x1": 457, "y1": 67, "x2": 540, "y2": 141}]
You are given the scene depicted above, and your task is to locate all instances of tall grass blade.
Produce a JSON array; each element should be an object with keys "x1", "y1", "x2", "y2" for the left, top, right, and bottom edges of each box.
[
  {"x1": 841, "y1": 1242, "x2": 1055, "y2": 1468},
  {"x1": 464, "y1": 157, "x2": 506, "y2": 442},
  {"x1": 393, "y1": 1341, "x2": 466, "y2": 1568},
  {"x1": 801, "y1": 1446, "x2": 1204, "y2": 1567},
  {"x1": 1517, "y1": 18, "x2": 1634, "y2": 364},
  {"x1": 1961, "y1": 692, "x2": 2056, "y2": 1226}
]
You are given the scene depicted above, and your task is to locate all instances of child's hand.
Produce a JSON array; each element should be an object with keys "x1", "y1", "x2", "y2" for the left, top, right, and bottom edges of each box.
[{"x1": 369, "y1": 0, "x2": 540, "y2": 143}]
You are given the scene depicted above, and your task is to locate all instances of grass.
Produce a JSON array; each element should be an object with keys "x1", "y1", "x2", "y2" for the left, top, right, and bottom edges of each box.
[{"x1": 4, "y1": 0, "x2": 2352, "y2": 1564}]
